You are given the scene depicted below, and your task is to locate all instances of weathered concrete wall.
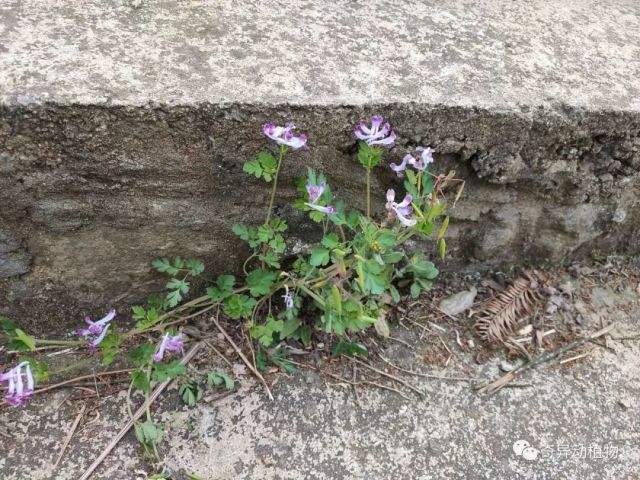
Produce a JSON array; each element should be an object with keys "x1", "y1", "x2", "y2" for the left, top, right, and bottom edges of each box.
[
  {"x1": 1, "y1": 1, "x2": 639, "y2": 330},
  {"x1": 2, "y1": 104, "x2": 639, "y2": 331}
]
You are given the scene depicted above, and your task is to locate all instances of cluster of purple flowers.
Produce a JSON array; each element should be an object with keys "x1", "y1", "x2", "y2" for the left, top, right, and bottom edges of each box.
[
  {"x1": 153, "y1": 332, "x2": 185, "y2": 362},
  {"x1": 78, "y1": 309, "x2": 116, "y2": 350},
  {"x1": 385, "y1": 190, "x2": 417, "y2": 227},
  {"x1": 390, "y1": 146, "x2": 433, "y2": 177},
  {"x1": 262, "y1": 122, "x2": 308, "y2": 149},
  {"x1": 354, "y1": 115, "x2": 396, "y2": 147},
  {"x1": 0, "y1": 362, "x2": 34, "y2": 407},
  {"x1": 304, "y1": 181, "x2": 336, "y2": 215}
]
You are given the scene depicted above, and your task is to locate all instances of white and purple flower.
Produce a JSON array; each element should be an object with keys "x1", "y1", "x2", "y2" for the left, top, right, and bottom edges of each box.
[
  {"x1": 385, "y1": 189, "x2": 417, "y2": 227},
  {"x1": 305, "y1": 182, "x2": 336, "y2": 215},
  {"x1": 390, "y1": 146, "x2": 434, "y2": 177},
  {"x1": 354, "y1": 115, "x2": 396, "y2": 147},
  {"x1": 0, "y1": 362, "x2": 35, "y2": 407},
  {"x1": 263, "y1": 122, "x2": 308, "y2": 149},
  {"x1": 78, "y1": 309, "x2": 116, "y2": 349},
  {"x1": 153, "y1": 333, "x2": 185, "y2": 362},
  {"x1": 282, "y1": 285, "x2": 294, "y2": 310}
]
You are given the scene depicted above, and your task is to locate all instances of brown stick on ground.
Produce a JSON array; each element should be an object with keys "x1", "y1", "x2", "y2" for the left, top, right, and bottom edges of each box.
[
  {"x1": 53, "y1": 403, "x2": 86, "y2": 470},
  {"x1": 476, "y1": 323, "x2": 616, "y2": 395},
  {"x1": 78, "y1": 342, "x2": 202, "y2": 480},
  {"x1": 212, "y1": 314, "x2": 274, "y2": 401}
]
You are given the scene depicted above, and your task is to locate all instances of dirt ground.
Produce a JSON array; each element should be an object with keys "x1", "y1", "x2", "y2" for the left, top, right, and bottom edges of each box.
[{"x1": 1, "y1": 259, "x2": 639, "y2": 479}]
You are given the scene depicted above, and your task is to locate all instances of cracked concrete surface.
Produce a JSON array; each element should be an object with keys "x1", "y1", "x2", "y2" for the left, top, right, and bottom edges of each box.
[
  {"x1": 2, "y1": 273, "x2": 639, "y2": 480},
  {"x1": 0, "y1": 0, "x2": 638, "y2": 109}
]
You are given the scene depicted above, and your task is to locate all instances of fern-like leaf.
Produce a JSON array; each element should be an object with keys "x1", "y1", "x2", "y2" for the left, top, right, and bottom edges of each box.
[{"x1": 474, "y1": 271, "x2": 546, "y2": 343}]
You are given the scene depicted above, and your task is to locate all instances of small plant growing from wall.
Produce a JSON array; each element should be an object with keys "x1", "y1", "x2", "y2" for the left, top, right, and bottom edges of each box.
[{"x1": 0, "y1": 115, "x2": 463, "y2": 467}]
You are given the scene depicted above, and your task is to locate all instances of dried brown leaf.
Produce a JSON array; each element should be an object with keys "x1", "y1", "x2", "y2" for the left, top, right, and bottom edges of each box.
[{"x1": 474, "y1": 271, "x2": 547, "y2": 343}]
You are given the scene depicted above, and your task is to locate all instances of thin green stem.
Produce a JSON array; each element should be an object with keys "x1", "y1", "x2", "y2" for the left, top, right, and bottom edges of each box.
[
  {"x1": 366, "y1": 168, "x2": 371, "y2": 219},
  {"x1": 265, "y1": 145, "x2": 286, "y2": 225}
]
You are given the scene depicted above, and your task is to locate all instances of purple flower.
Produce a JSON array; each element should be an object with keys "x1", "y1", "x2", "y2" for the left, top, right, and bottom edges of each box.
[
  {"x1": 305, "y1": 181, "x2": 336, "y2": 215},
  {"x1": 389, "y1": 154, "x2": 412, "y2": 177},
  {"x1": 0, "y1": 362, "x2": 35, "y2": 407},
  {"x1": 390, "y1": 147, "x2": 434, "y2": 177},
  {"x1": 79, "y1": 309, "x2": 116, "y2": 349},
  {"x1": 385, "y1": 189, "x2": 417, "y2": 227},
  {"x1": 263, "y1": 122, "x2": 308, "y2": 149},
  {"x1": 354, "y1": 115, "x2": 396, "y2": 147},
  {"x1": 306, "y1": 182, "x2": 326, "y2": 204},
  {"x1": 78, "y1": 309, "x2": 115, "y2": 337},
  {"x1": 307, "y1": 204, "x2": 337, "y2": 215},
  {"x1": 88, "y1": 324, "x2": 111, "y2": 350},
  {"x1": 282, "y1": 286, "x2": 294, "y2": 310},
  {"x1": 153, "y1": 333, "x2": 185, "y2": 362}
]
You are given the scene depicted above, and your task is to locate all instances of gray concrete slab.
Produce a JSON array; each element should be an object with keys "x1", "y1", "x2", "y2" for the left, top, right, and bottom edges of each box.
[
  {"x1": 2, "y1": 271, "x2": 640, "y2": 479},
  {"x1": 0, "y1": 0, "x2": 639, "y2": 109}
]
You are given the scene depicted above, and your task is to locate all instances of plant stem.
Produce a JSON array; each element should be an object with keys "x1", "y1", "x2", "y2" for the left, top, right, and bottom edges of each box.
[
  {"x1": 265, "y1": 145, "x2": 286, "y2": 225},
  {"x1": 366, "y1": 168, "x2": 371, "y2": 219},
  {"x1": 34, "y1": 338, "x2": 84, "y2": 346}
]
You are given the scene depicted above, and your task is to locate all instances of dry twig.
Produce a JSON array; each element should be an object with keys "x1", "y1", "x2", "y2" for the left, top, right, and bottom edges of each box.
[
  {"x1": 78, "y1": 343, "x2": 202, "y2": 480},
  {"x1": 53, "y1": 403, "x2": 86, "y2": 470},
  {"x1": 212, "y1": 313, "x2": 274, "y2": 401},
  {"x1": 378, "y1": 355, "x2": 475, "y2": 382},
  {"x1": 477, "y1": 323, "x2": 615, "y2": 395},
  {"x1": 350, "y1": 357, "x2": 424, "y2": 397}
]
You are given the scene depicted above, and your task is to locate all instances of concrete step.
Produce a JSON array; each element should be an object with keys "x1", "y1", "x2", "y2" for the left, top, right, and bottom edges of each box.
[{"x1": 1, "y1": 0, "x2": 639, "y2": 330}]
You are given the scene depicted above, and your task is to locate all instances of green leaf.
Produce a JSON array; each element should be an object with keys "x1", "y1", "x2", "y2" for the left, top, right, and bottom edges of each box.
[
  {"x1": 357, "y1": 142, "x2": 381, "y2": 170},
  {"x1": 223, "y1": 294, "x2": 256, "y2": 320},
  {"x1": 250, "y1": 317, "x2": 284, "y2": 347},
  {"x1": 152, "y1": 360, "x2": 186, "y2": 382},
  {"x1": 232, "y1": 223, "x2": 253, "y2": 242},
  {"x1": 376, "y1": 232, "x2": 397, "y2": 249},
  {"x1": 131, "y1": 371, "x2": 151, "y2": 394},
  {"x1": 167, "y1": 278, "x2": 190, "y2": 294},
  {"x1": 207, "y1": 274, "x2": 236, "y2": 302},
  {"x1": 381, "y1": 251, "x2": 404, "y2": 264},
  {"x1": 134, "y1": 420, "x2": 163, "y2": 445},
  {"x1": 404, "y1": 179, "x2": 418, "y2": 199},
  {"x1": 132, "y1": 305, "x2": 146, "y2": 320},
  {"x1": 439, "y1": 238, "x2": 447, "y2": 259},
  {"x1": 185, "y1": 258, "x2": 205, "y2": 276},
  {"x1": 258, "y1": 151, "x2": 277, "y2": 172},
  {"x1": 129, "y1": 344, "x2": 156, "y2": 368},
  {"x1": 166, "y1": 289, "x2": 182, "y2": 308},
  {"x1": 100, "y1": 332, "x2": 122, "y2": 366},
  {"x1": 410, "y1": 282, "x2": 421, "y2": 299},
  {"x1": 179, "y1": 381, "x2": 203, "y2": 407},
  {"x1": 246, "y1": 269, "x2": 278, "y2": 297},
  {"x1": 361, "y1": 259, "x2": 388, "y2": 295},
  {"x1": 438, "y1": 216, "x2": 449, "y2": 240},
  {"x1": 332, "y1": 340, "x2": 368, "y2": 358},
  {"x1": 422, "y1": 171, "x2": 434, "y2": 195},
  {"x1": 279, "y1": 317, "x2": 301, "y2": 338},
  {"x1": 389, "y1": 285, "x2": 401, "y2": 303},
  {"x1": 321, "y1": 233, "x2": 339, "y2": 249},
  {"x1": 1, "y1": 317, "x2": 18, "y2": 335},
  {"x1": 15, "y1": 329, "x2": 36, "y2": 351},
  {"x1": 152, "y1": 258, "x2": 180, "y2": 276},
  {"x1": 259, "y1": 251, "x2": 281, "y2": 269},
  {"x1": 243, "y1": 159, "x2": 263, "y2": 178},
  {"x1": 309, "y1": 247, "x2": 330, "y2": 267},
  {"x1": 405, "y1": 168, "x2": 417, "y2": 186},
  {"x1": 207, "y1": 371, "x2": 235, "y2": 390}
]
